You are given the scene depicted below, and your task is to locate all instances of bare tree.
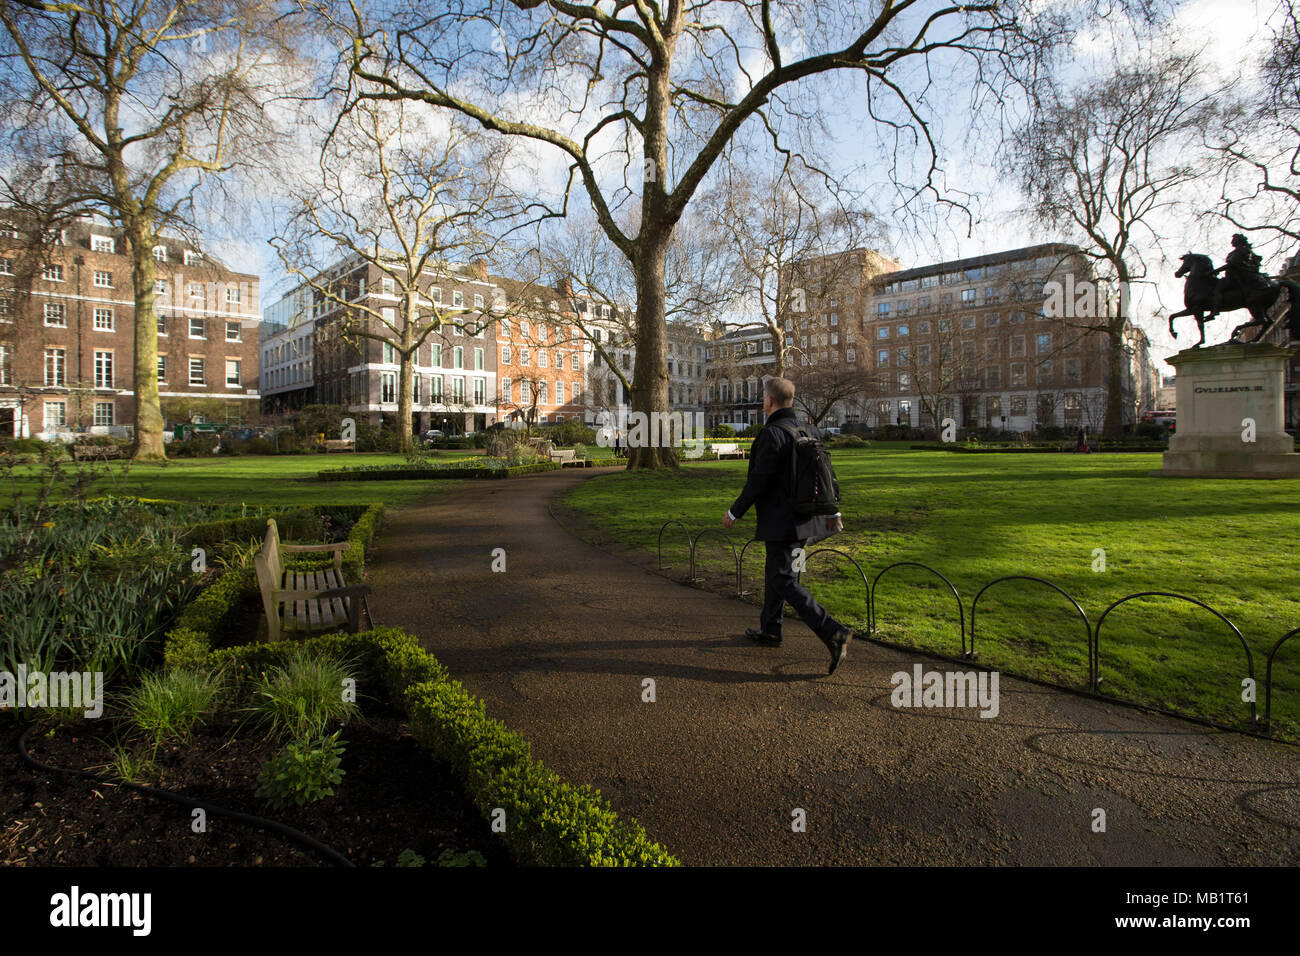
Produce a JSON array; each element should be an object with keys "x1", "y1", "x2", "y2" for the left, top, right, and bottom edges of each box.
[
  {"x1": 707, "y1": 161, "x2": 878, "y2": 378},
  {"x1": 1212, "y1": 0, "x2": 1300, "y2": 252},
  {"x1": 338, "y1": 0, "x2": 1069, "y2": 469},
  {"x1": 786, "y1": 349, "x2": 877, "y2": 426},
  {"x1": 0, "y1": 0, "x2": 297, "y2": 459},
  {"x1": 271, "y1": 98, "x2": 527, "y2": 452},
  {"x1": 1009, "y1": 45, "x2": 1216, "y2": 436}
]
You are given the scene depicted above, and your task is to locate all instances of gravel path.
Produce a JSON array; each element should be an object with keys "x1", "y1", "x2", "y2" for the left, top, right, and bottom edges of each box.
[{"x1": 365, "y1": 467, "x2": 1300, "y2": 866}]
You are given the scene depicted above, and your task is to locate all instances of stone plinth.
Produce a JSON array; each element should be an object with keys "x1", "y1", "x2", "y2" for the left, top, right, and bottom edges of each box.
[{"x1": 1161, "y1": 342, "x2": 1300, "y2": 478}]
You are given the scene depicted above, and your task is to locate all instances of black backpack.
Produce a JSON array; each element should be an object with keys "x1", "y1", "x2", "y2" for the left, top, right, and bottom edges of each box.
[{"x1": 774, "y1": 420, "x2": 841, "y2": 518}]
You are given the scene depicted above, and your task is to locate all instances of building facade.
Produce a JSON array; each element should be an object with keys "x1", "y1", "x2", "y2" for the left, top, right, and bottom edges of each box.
[{"x1": 0, "y1": 214, "x2": 260, "y2": 439}]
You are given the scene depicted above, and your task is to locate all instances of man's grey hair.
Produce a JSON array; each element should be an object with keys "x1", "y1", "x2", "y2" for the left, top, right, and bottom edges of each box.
[{"x1": 764, "y1": 377, "x2": 795, "y2": 406}]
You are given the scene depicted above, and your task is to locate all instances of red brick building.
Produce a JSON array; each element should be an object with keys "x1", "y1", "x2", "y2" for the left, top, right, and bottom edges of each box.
[{"x1": 0, "y1": 213, "x2": 260, "y2": 438}]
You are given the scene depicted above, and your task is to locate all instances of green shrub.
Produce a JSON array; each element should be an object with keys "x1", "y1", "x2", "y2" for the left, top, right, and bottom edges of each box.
[
  {"x1": 246, "y1": 647, "x2": 360, "y2": 741},
  {"x1": 572, "y1": 442, "x2": 587, "y2": 459},
  {"x1": 256, "y1": 731, "x2": 347, "y2": 809},
  {"x1": 123, "y1": 668, "x2": 223, "y2": 745},
  {"x1": 708, "y1": 424, "x2": 735, "y2": 438}
]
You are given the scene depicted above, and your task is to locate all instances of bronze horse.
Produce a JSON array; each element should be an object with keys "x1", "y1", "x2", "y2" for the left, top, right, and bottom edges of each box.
[{"x1": 1168, "y1": 252, "x2": 1300, "y2": 347}]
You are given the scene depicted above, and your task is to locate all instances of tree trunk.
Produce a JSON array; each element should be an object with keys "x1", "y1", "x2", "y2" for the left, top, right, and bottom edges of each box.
[
  {"x1": 627, "y1": 226, "x2": 676, "y2": 470},
  {"x1": 398, "y1": 298, "x2": 417, "y2": 453},
  {"x1": 1102, "y1": 272, "x2": 1130, "y2": 438},
  {"x1": 127, "y1": 224, "x2": 166, "y2": 460}
]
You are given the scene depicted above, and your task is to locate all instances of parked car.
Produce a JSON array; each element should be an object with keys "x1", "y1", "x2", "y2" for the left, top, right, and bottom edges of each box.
[{"x1": 422, "y1": 429, "x2": 446, "y2": 445}]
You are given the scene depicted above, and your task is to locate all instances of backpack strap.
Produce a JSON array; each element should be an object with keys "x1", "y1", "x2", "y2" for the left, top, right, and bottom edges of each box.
[{"x1": 772, "y1": 418, "x2": 805, "y2": 498}]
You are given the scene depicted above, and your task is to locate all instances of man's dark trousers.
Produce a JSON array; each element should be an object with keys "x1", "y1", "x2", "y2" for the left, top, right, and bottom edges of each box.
[{"x1": 760, "y1": 540, "x2": 841, "y2": 641}]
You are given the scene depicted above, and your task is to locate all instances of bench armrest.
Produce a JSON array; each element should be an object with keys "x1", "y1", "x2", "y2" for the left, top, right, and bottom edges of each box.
[{"x1": 281, "y1": 542, "x2": 350, "y2": 553}]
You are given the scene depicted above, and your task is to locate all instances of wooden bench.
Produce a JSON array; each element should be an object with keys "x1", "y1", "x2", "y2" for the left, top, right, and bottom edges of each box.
[
  {"x1": 322, "y1": 439, "x2": 356, "y2": 453},
  {"x1": 712, "y1": 442, "x2": 748, "y2": 459},
  {"x1": 549, "y1": 448, "x2": 585, "y2": 467},
  {"x1": 254, "y1": 519, "x2": 369, "y2": 642},
  {"x1": 72, "y1": 444, "x2": 124, "y2": 460}
]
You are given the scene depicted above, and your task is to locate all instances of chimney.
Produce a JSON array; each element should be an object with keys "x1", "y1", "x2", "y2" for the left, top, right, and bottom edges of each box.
[
  {"x1": 554, "y1": 275, "x2": 574, "y2": 297},
  {"x1": 470, "y1": 259, "x2": 488, "y2": 280}
]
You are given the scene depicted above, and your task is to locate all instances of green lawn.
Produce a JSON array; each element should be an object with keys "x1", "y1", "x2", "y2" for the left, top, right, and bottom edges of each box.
[
  {"x1": 9, "y1": 452, "x2": 459, "y2": 507},
  {"x1": 563, "y1": 445, "x2": 1300, "y2": 740}
]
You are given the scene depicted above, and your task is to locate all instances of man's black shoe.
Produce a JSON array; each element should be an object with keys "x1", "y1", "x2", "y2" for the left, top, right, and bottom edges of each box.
[
  {"x1": 745, "y1": 628, "x2": 782, "y2": 647},
  {"x1": 826, "y1": 627, "x2": 852, "y2": 675}
]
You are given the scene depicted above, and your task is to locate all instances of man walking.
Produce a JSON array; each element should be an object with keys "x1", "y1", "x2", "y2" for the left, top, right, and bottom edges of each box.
[{"x1": 722, "y1": 377, "x2": 853, "y2": 674}]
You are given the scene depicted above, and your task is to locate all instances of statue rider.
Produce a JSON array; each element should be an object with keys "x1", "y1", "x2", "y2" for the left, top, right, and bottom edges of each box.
[{"x1": 1215, "y1": 233, "x2": 1266, "y2": 310}]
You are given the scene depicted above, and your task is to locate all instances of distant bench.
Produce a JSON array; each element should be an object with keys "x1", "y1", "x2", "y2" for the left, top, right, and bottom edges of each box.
[
  {"x1": 254, "y1": 518, "x2": 369, "y2": 642},
  {"x1": 322, "y1": 439, "x2": 355, "y2": 453},
  {"x1": 549, "y1": 448, "x2": 585, "y2": 467},
  {"x1": 712, "y1": 443, "x2": 747, "y2": 460},
  {"x1": 72, "y1": 444, "x2": 124, "y2": 460}
]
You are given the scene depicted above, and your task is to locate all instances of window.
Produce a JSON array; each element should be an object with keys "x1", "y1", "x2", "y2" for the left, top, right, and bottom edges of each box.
[
  {"x1": 414, "y1": 375, "x2": 421, "y2": 403},
  {"x1": 0, "y1": 223, "x2": 14, "y2": 239},
  {"x1": 381, "y1": 372, "x2": 396, "y2": 403},
  {"x1": 918, "y1": 321, "x2": 931, "y2": 334},
  {"x1": 1009, "y1": 335, "x2": 1025, "y2": 358},
  {"x1": 501, "y1": 317, "x2": 511, "y2": 338},
  {"x1": 898, "y1": 372, "x2": 911, "y2": 388},
  {"x1": 94, "y1": 350, "x2": 113, "y2": 388},
  {"x1": 225, "y1": 321, "x2": 241, "y2": 342},
  {"x1": 1011, "y1": 395, "x2": 1028, "y2": 416},
  {"x1": 93, "y1": 270, "x2": 113, "y2": 288},
  {"x1": 453, "y1": 346, "x2": 463, "y2": 369},
  {"x1": 45, "y1": 348, "x2": 66, "y2": 385},
  {"x1": 152, "y1": 245, "x2": 168, "y2": 262},
  {"x1": 985, "y1": 366, "x2": 1001, "y2": 388},
  {"x1": 154, "y1": 280, "x2": 168, "y2": 296},
  {"x1": 877, "y1": 302, "x2": 890, "y2": 315},
  {"x1": 44, "y1": 402, "x2": 66, "y2": 428},
  {"x1": 44, "y1": 303, "x2": 66, "y2": 327},
  {"x1": 985, "y1": 339, "x2": 1000, "y2": 359},
  {"x1": 1037, "y1": 360, "x2": 1054, "y2": 385},
  {"x1": 189, "y1": 357, "x2": 205, "y2": 385},
  {"x1": 877, "y1": 326, "x2": 889, "y2": 339},
  {"x1": 190, "y1": 318, "x2": 205, "y2": 339},
  {"x1": 986, "y1": 312, "x2": 1000, "y2": 327},
  {"x1": 897, "y1": 324, "x2": 909, "y2": 336},
  {"x1": 896, "y1": 346, "x2": 910, "y2": 366},
  {"x1": 42, "y1": 264, "x2": 64, "y2": 281},
  {"x1": 474, "y1": 378, "x2": 486, "y2": 405},
  {"x1": 0, "y1": 258, "x2": 11, "y2": 275},
  {"x1": 184, "y1": 250, "x2": 201, "y2": 266},
  {"x1": 453, "y1": 290, "x2": 463, "y2": 308},
  {"x1": 452, "y1": 377, "x2": 465, "y2": 404},
  {"x1": 0, "y1": 345, "x2": 9, "y2": 384},
  {"x1": 538, "y1": 350, "x2": 547, "y2": 368},
  {"x1": 1064, "y1": 357, "x2": 1082, "y2": 384},
  {"x1": 554, "y1": 381, "x2": 563, "y2": 404},
  {"x1": 430, "y1": 375, "x2": 444, "y2": 402},
  {"x1": 189, "y1": 282, "x2": 204, "y2": 303},
  {"x1": 520, "y1": 380, "x2": 530, "y2": 404},
  {"x1": 91, "y1": 307, "x2": 113, "y2": 331},
  {"x1": 963, "y1": 316, "x2": 976, "y2": 329},
  {"x1": 846, "y1": 348, "x2": 856, "y2": 363},
  {"x1": 225, "y1": 359, "x2": 241, "y2": 386},
  {"x1": 430, "y1": 343, "x2": 441, "y2": 366},
  {"x1": 537, "y1": 380, "x2": 547, "y2": 405},
  {"x1": 225, "y1": 286, "x2": 240, "y2": 306},
  {"x1": 1037, "y1": 332, "x2": 1052, "y2": 354},
  {"x1": 474, "y1": 348, "x2": 483, "y2": 371},
  {"x1": 1010, "y1": 363, "x2": 1026, "y2": 387},
  {"x1": 961, "y1": 288, "x2": 976, "y2": 304},
  {"x1": 474, "y1": 294, "x2": 484, "y2": 309},
  {"x1": 501, "y1": 345, "x2": 511, "y2": 363},
  {"x1": 520, "y1": 348, "x2": 530, "y2": 366},
  {"x1": 431, "y1": 286, "x2": 441, "y2": 304},
  {"x1": 877, "y1": 349, "x2": 889, "y2": 367},
  {"x1": 94, "y1": 401, "x2": 114, "y2": 426},
  {"x1": 158, "y1": 315, "x2": 167, "y2": 336},
  {"x1": 500, "y1": 377, "x2": 511, "y2": 401},
  {"x1": 157, "y1": 355, "x2": 167, "y2": 382},
  {"x1": 383, "y1": 342, "x2": 396, "y2": 364},
  {"x1": 571, "y1": 353, "x2": 580, "y2": 371}
]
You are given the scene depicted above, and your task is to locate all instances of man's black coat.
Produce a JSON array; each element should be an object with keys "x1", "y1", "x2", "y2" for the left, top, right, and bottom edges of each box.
[{"x1": 728, "y1": 406, "x2": 803, "y2": 542}]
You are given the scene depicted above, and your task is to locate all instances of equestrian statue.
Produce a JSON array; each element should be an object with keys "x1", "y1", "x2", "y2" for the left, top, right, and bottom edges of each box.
[{"x1": 1168, "y1": 234, "x2": 1300, "y2": 347}]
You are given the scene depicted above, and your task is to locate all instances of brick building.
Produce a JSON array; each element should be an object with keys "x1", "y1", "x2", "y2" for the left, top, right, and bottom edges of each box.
[
  {"x1": 0, "y1": 213, "x2": 260, "y2": 439},
  {"x1": 493, "y1": 278, "x2": 588, "y2": 425},
  {"x1": 263, "y1": 257, "x2": 501, "y2": 435}
]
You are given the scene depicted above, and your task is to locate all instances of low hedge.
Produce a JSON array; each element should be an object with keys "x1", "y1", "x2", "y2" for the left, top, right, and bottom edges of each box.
[
  {"x1": 190, "y1": 626, "x2": 678, "y2": 866},
  {"x1": 909, "y1": 443, "x2": 1168, "y2": 454},
  {"x1": 318, "y1": 463, "x2": 559, "y2": 481}
]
